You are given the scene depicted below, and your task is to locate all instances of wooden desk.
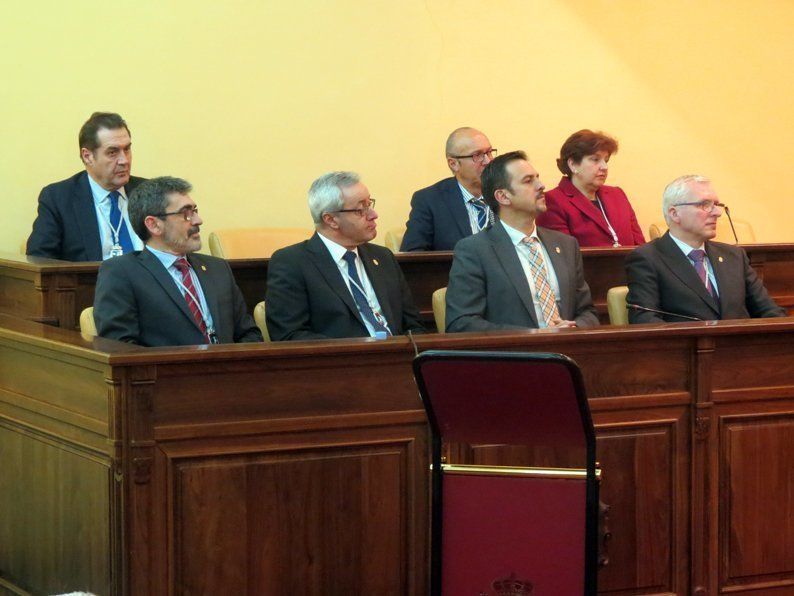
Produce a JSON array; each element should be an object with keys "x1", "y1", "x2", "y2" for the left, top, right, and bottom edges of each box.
[
  {"x1": 2, "y1": 317, "x2": 794, "y2": 594},
  {"x1": 2, "y1": 244, "x2": 794, "y2": 330}
]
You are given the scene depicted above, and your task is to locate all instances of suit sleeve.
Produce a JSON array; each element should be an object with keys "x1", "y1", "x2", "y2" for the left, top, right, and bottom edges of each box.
[
  {"x1": 265, "y1": 249, "x2": 330, "y2": 341},
  {"x1": 224, "y1": 261, "x2": 262, "y2": 343},
  {"x1": 445, "y1": 240, "x2": 526, "y2": 333},
  {"x1": 391, "y1": 252, "x2": 426, "y2": 334},
  {"x1": 535, "y1": 194, "x2": 572, "y2": 235},
  {"x1": 742, "y1": 250, "x2": 787, "y2": 318},
  {"x1": 625, "y1": 248, "x2": 665, "y2": 324},
  {"x1": 94, "y1": 259, "x2": 142, "y2": 344},
  {"x1": 26, "y1": 187, "x2": 64, "y2": 259},
  {"x1": 400, "y1": 191, "x2": 434, "y2": 251},
  {"x1": 570, "y1": 241, "x2": 600, "y2": 327}
]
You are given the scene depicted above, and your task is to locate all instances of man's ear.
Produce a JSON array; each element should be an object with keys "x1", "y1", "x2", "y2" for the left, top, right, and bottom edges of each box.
[
  {"x1": 144, "y1": 215, "x2": 162, "y2": 237},
  {"x1": 494, "y1": 188, "x2": 511, "y2": 207},
  {"x1": 80, "y1": 147, "x2": 93, "y2": 166},
  {"x1": 321, "y1": 212, "x2": 339, "y2": 230},
  {"x1": 447, "y1": 156, "x2": 460, "y2": 174}
]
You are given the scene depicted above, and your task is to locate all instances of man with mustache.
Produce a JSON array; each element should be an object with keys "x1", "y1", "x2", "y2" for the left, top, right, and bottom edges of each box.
[
  {"x1": 266, "y1": 171, "x2": 425, "y2": 340},
  {"x1": 27, "y1": 112, "x2": 146, "y2": 261},
  {"x1": 626, "y1": 175, "x2": 785, "y2": 322},
  {"x1": 445, "y1": 151, "x2": 599, "y2": 332},
  {"x1": 93, "y1": 176, "x2": 262, "y2": 346}
]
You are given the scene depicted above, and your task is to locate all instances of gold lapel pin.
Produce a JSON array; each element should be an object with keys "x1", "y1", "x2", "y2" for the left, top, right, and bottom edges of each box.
[
  {"x1": 555, "y1": 246, "x2": 561, "y2": 254},
  {"x1": 718, "y1": 256, "x2": 723, "y2": 263},
  {"x1": 373, "y1": 259, "x2": 379, "y2": 266},
  {"x1": 201, "y1": 265, "x2": 207, "y2": 271}
]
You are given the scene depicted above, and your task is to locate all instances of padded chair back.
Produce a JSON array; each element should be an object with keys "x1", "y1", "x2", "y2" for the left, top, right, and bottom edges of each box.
[
  {"x1": 80, "y1": 307, "x2": 97, "y2": 337},
  {"x1": 384, "y1": 228, "x2": 405, "y2": 253},
  {"x1": 432, "y1": 287, "x2": 447, "y2": 333},
  {"x1": 649, "y1": 219, "x2": 756, "y2": 243},
  {"x1": 208, "y1": 228, "x2": 313, "y2": 259},
  {"x1": 253, "y1": 301, "x2": 270, "y2": 342},
  {"x1": 607, "y1": 285, "x2": 629, "y2": 325}
]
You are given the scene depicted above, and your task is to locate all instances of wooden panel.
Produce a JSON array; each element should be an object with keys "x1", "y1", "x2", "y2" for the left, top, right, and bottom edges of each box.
[
  {"x1": 172, "y1": 442, "x2": 411, "y2": 595},
  {"x1": 594, "y1": 416, "x2": 688, "y2": 595},
  {"x1": 720, "y1": 413, "x2": 794, "y2": 593}
]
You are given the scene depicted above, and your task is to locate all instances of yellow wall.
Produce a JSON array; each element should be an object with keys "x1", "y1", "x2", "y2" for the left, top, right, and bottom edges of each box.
[{"x1": 3, "y1": 0, "x2": 793, "y2": 253}]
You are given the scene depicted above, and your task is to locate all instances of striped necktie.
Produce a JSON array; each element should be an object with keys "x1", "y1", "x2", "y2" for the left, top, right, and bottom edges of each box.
[
  {"x1": 522, "y1": 236, "x2": 560, "y2": 326},
  {"x1": 174, "y1": 258, "x2": 209, "y2": 342}
]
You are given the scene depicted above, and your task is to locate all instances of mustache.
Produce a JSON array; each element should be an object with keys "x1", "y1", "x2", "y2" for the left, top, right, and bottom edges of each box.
[{"x1": 188, "y1": 226, "x2": 200, "y2": 235}]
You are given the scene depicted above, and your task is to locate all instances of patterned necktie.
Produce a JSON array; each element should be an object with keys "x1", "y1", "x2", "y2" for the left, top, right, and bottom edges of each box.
[
  {"x1": 342, "y1": 251, "x2": 390, "y2": 335},
  {"x1": 689, "y1": 249, "x2": 717, "y2": 299},
  {"x1": 470, "y1": 199, "x2": 489, "y2": 231},
  {"x1": 173, "y1": 258, "x2": 209, "y2": 342},
  {"x1": 522, "y1": 237, "x2": 560, "y2": 326},
  {"x1": 108, "y1": 191, "x2": 134, "y2": 254}
]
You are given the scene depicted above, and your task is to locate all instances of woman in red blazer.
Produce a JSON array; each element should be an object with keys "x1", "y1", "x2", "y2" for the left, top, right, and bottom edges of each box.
[{"x1": 537, "y1": 130, "x2": 645, "y2": 247}]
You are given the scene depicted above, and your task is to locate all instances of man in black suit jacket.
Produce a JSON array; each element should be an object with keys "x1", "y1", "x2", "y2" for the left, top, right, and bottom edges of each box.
[
  {"x1": 27, "y1": 112, "x2": 145, "y2": 261},
  {"x1": 400, "y1": 127, "x2": 496, "y2": 251},
  {"x1": 94, "y1": 177, "x2": 262, "y2": 347},
  {"x1": 266, "y1": 172, "x2": 425, "y2": 341},
  {"x1": 626, "y1": 175, "x2": 785, "y2": 323},
  {"x1": 446, "y1": 151, "x2": 599, "y2": 332}
]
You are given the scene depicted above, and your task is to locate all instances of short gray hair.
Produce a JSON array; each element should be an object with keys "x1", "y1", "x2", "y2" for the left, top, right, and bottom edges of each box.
[
  {"x1": 662, "y1": 174, "x2": 710, "y2": 225},
  {"x1": 308, "y1": 171, "x2": 360, "y2": 225},
  {"x1": 128, "y1": 176, "x2": 192, "y2": 241}
]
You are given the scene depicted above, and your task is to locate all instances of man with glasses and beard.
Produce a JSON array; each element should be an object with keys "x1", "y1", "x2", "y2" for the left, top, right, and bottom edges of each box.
[
  {"x1": 626, "y1": 175, "x2": 785, "y2": 323},
  {"x1": 93, "y1": 176, "x2": 262, "y2": 346},
  {"x1": 400, "y1": 127, "x2": 497, "y2": 251},
  {"x1": 265, "y1": 171, "x2": 425, "y2": 340}
]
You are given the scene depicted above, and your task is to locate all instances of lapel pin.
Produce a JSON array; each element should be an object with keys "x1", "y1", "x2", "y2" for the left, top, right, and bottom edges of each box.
[
  {"x1": 201, "y1": 265, "x2": 207, "y2": 271},
  {"x1": 555, "y1": 246, "x2": 561, "y2": 254},
  {"x1": 718, "y1": 256, "x2": 723, "y2": 263},
  {"x1": 373, "y1": 259, "x2": 379, "y2": 266}
]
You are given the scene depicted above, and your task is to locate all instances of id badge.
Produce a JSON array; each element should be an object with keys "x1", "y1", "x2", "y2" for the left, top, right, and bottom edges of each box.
[{"x1": 109, "y1": 244, "x2": 124, "y2": 258}]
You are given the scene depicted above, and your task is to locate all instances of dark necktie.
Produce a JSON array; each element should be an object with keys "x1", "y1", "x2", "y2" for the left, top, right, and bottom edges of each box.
[
  {"x1": 342, "y1": 251, "x2": 390, "y2": 335},
  {"x1": 689, "y1": 249, "x2": 717, "y2": 299},
  {"x1": 470, "y1": 199, "x2": 489, "y2": 231},
  {"x1": 173, "y1": 258, "x2": 209, "y2": 342},
  {"x1": 108, "y1": 191, "x2": 134, "y2": 253}
]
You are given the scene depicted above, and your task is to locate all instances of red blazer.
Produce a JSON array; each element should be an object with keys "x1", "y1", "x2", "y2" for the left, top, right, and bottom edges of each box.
[{"x1": 537, "y1": 177, "x2": 645, "y2": 247}]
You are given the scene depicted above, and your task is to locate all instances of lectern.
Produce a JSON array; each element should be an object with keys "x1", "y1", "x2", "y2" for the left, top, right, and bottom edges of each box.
[{"x1": 413, "y1": 351, "x2": 599, "y2": 595}]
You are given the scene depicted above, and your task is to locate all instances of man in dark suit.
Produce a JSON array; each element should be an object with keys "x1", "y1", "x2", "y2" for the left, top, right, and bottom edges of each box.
[
  {"x1": 266, "y1": 171, "x2": 425, "y2": 341},
  {"x1": 400, "y1": 127, "x2": 496, "y2": 251},
  {"x1": 626, "y1": 175, "x2": 785, "y2": 323},
  {"x1": 445, "y1": 151, "x2": 599, "y2": 332},
  {"x1": 94, "y1": 177, "x2": 262, "y2": 346},
  {"x1": 27, "y1": 112, "x2": 145, "y2": 261}
]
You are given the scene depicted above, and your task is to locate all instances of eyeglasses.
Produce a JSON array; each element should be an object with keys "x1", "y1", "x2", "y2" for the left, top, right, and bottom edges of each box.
[
  {"x1": 331, "y1": 199, "x2": 377, "y2": 217},
  {"x1": 155, "y1": 206, "x2": 199, "y2": 222},
  {"x1": 450, "y1": 148, "x2": 498, "y2": 165},
  {"x1": 673, "y1": 200, "x2": 726, "y2": 213}
]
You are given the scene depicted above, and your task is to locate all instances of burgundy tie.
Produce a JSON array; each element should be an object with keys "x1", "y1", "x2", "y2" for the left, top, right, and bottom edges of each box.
[
  {"x1": 689, "y1": 249, "x2": 717, "y2": 299},
  {"x1": 173, "y1": 258, "x2": 209, "y2": 342}
]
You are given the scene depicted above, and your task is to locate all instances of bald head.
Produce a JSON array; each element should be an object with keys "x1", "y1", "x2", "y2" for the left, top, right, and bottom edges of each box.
[
  {"x1": 445, "y1": 127, "x2": 494, "y2": 195},
  {"x1": 445, "y1": 127, "x2": 485, "y2": 157}
]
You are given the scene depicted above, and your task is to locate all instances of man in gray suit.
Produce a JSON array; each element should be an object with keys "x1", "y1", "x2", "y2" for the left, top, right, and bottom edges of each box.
[
  {"x1": 445, "y1": 150, "x2": 599, "y2": 332},
  {"x1": 626, "y1": 175, "x2": 785, "y2": 322},
  {"x1": 94, "y1": 177, "x2": 262, "y2": 346}
]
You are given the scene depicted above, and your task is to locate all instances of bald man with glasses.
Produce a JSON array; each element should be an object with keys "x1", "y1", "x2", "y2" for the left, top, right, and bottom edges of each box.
[
  {"x1": 266, "y1": 171, "x2": 425, "y2": 340},
  {"x1": 626, "y1": 175, "x2": 785, "y2": 323},
  {"x1": 401, "y1": 127, "x2": 497, "y2": 251}
]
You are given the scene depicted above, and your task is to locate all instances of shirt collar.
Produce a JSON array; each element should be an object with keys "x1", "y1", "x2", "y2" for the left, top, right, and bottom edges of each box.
[
  {"x1": 457, "y1": 181, "x2": 482, "y2": 203},
  {"x1": 146, "y1": 245, "x2": 184, "y2": 270},
  {"x1": 87, "y1": 173, "x2": 127, "y2": 204},
  {"x1": 501, "y1": 221, "x2": 539, "y2": 247},
  {"x1": 668, "y1": 232, "x2": 705, "y2": 257},
  {"x1": 317, "y1": 231, "x2": 359, "y2": 263}
]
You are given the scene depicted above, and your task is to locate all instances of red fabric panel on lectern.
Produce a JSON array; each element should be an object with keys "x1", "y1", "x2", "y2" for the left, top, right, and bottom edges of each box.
[
  {"x1": 420, "y1": 360, "x2": 585, "y2": 449},
  {"x1": 441, "y1": 473, "x2": 585, "y2": 594}
]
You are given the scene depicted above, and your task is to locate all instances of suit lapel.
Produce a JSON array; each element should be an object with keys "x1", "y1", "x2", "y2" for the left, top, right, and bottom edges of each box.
[
  {"x1": 559, "y1": 178, "x2": 612, "y2": 237},
  {"x1": 138, "y1": 249, "x2": 203, "y2": 330},
  {"x1": 657, "y1": 233, "x2": 720, "y2": 315},
  {"x1": 537, "y1": 227, "x2": 571, "y2": 316},
  {"x1": 189, "y1": 254, "x2": 220, "y2": 330},
  {"x1": 489, "y1": 223, "x2": 538, "y2": 326},
  {"x1": 72, "y1": 172, "x2": 103, "y2": 260},
  {"x1": 359, "y1": 244, "x2": 396, "y2": 328},
  {"x1": 442, "y1": 178, "x2": 473, "y2": 238},
  {"x1": 305, "y1": 233, "x2": 367, "y2": 327}
]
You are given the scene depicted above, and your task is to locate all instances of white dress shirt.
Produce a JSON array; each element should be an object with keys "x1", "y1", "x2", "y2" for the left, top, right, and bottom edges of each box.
[
  {"x1": 87, "y1": 174, "x2": 144, "y2": 259},
  {"x1": 668, "y1": 232, "x2": 720, "y2": 296}
]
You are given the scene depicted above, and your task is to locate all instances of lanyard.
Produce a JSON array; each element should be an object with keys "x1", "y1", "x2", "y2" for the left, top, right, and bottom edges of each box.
[
  {"x1": 174, "y1": 276, "x2": 218, "y2": 342},
  {"x1": 346, "y1": 271, "x2": 393, "y2": 335},
  {"x1": 595, "y1": 196, "x2": 621, "y2": 247}
]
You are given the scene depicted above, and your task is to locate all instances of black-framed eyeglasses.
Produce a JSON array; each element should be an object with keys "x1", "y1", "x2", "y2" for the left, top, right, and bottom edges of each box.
[
  {"x1": 450, "y1": 148, "x2": 498, "y2": 165},
  {"x1": 673, "y1": 200, "x2": 726, "y2": 213},
  {"x1": 154, "y1": 206, "x2": 199, "y2": 222},
  {"x1": 330, "y1": 199, "x2": 377, "y2": 217}
]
